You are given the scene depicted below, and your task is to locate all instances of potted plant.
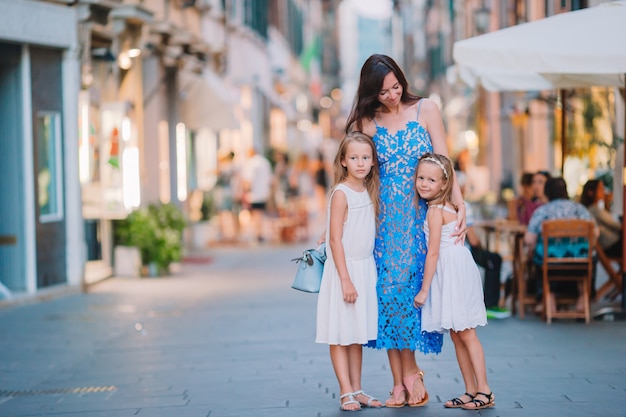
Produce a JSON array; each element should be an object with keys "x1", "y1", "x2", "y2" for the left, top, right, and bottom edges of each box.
[
  {"x1": 187, "y1": 190, "x2": 220, "y2": 249},
  {"x1": 114, "y1": 203, "x2": 186, "y2": 276}
]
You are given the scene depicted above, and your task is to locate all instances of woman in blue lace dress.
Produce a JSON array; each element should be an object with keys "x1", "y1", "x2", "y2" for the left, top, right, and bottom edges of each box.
[{"x1": 345, "y1": 54, "x2": 467, "y2": 408}]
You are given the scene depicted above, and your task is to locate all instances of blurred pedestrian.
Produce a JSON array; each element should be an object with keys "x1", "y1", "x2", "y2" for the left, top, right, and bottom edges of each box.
[
  {"x1": 214, "y1": 152, "x2": 239, "y2": 242},
  {"x1": 316, "y1": 132, "x2": 382, "y2": 411},
  {"x1": 414, "y1": 153, "x2": 493, "y2": 410},
  {"x1": 241, "y1": 148, "x2": 272, "y2": 243},
  {"x1": 455, "y1": 149, "x2": 487, "y2": 202},
  {"x1": 312, "y1": 150, "x2": 329, "y2": 224},
  {"x1": 271, "y1": 149, "x2": 291, "y2": 212},
  {"x1": 344, "y1": 53, "x2": 466, "y2": 408},
  {"x1": 288, "y1": 153, "x2": 313, "y2": 241}
]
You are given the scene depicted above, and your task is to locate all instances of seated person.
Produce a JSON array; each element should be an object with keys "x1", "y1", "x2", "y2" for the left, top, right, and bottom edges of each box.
[
  {"x1": 514, "y1": 172, "x2": 541, "y2": 225},
  {"x1": 580, "y1": 179, "x2": 622, "y2": 257},
  {"x1": 531, "y1": 170, "x2": 551, "y2": 206},
  {"x1": 457, "y1": 171, "x2": 510, "y2": 319},
  {"x1": 523, "y1": 177, "x2": 598, "y2": 312}
]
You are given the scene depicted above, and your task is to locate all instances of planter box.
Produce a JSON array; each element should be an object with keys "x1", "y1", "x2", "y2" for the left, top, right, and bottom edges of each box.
[
  {"x1": 114, "y1": 246, "x2": 141, "y2": 278},
  {"x1": 186, "y1": 219, "x2": 220, "y2": 249}
]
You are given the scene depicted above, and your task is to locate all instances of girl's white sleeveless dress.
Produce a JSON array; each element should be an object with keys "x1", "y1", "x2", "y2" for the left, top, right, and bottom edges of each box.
[
  {"x1": 316, "y1": 184, "x2": 379, "y2": 345},
  {"x1": 421, "y1": 205, "x2": 487, "y2": 333}
]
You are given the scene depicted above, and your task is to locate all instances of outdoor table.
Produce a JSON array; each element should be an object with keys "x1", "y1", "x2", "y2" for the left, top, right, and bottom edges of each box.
[
  {"x1": 474, "y1": 219, "x2": 526, "y2": 254},
  {"x1": 474, "y1": 220, "x2": 532, "y2": 317}
]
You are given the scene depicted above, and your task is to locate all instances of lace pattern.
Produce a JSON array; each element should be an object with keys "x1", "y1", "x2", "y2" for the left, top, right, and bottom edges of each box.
[{"x1": 366, "y1": 120, "x2": 443, "y2": 354}]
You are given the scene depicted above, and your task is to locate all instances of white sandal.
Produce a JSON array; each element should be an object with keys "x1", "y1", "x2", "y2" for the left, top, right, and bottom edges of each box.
[
  {"x1": 339, "y1": 392, "x2": 362, "y2": 412},
  {"x1": 353, "y1": 390, "x2": 382, "y2": 408}
]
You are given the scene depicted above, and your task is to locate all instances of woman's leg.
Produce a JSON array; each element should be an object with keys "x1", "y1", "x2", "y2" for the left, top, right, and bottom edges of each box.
[
  {"x1": 400, "y1": 349, "x2": 428, "y2": 406},
  {"x1": 329, "y1": 345, "x2": 359, "y2": 411},
  {"x1": 385, "y1": 348, "x2": 407, "y2": 407}
]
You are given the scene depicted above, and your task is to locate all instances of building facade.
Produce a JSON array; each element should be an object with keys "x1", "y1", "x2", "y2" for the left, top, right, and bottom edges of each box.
[
  {"x1": 0, "y1": 0, "x2": 321, "y2": 299},
  {"x1": 0, "y1": 0, "x2": 83, "y2": 297}
]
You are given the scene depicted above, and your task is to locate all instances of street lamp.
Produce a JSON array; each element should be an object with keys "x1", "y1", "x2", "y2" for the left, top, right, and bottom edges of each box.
[{"x1": 474, "y1": 6, "x2": 491, "y2": 35}]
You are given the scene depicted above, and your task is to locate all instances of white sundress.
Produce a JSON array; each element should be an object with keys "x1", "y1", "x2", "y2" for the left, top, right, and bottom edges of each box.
[
  {"x1": 421, "y1": 204, "x2": 487, "y2": 333},
  {"x1": 315, "y1": 183, "x2": 379, "y2": 345}
]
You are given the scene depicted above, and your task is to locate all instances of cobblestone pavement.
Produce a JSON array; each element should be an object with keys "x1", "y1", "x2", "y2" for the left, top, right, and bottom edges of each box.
[{"x1": 0, "y1": 243, "x2": 625, "y2": 417}]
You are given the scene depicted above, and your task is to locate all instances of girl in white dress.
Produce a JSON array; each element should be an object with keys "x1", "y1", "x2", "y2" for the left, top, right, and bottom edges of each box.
[
  {"x1": 413, "y1": 153, "x2": 494, "y2": 410},
  {"x1": 316, "y1": 132, "x2": 382, "y2": 411}
]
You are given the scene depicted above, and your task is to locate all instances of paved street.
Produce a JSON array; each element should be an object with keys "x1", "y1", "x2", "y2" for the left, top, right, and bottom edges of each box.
[{"x1": 1, "y1": 242, "x2": 625, "y2": 417}]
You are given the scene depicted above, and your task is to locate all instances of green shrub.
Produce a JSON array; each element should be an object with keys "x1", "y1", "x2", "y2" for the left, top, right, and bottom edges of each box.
[{"x1": 114, "y1": 203, "x2": 186, "y2": 274}]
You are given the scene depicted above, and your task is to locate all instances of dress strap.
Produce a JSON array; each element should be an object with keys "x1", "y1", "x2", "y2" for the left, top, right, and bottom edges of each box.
[
  {"x1": 429, "y1": 204, "x2": 456, "y2": 215},
  {"x1": 329, "y1": 183, "x2": 352, "y2": 202},
  {"x1": 416, "y1": 99, "x2": 424, "y2": 120}
]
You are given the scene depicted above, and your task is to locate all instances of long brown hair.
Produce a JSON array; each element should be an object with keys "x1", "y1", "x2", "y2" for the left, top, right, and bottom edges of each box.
[
  {"x1": 580, "y1": 179, "x2": 601, "y2": 207},
  {"x1": 333, "y1": 132, "x2": 381, "y2": 219},
  {"x1": 417, "y1": 153, "x2": 456, "y2": 210},
  {"x1": 345, "y1": 54, "x2": 422, "y2": 133}
]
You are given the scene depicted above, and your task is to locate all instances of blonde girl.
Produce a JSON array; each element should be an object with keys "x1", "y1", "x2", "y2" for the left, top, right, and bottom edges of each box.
[
  {"x1": 413, "y1": 153, "x2": 494, "y2": 410},
  {"x1": 316, "y1": 132, "x2": 382, "y2": 411}
]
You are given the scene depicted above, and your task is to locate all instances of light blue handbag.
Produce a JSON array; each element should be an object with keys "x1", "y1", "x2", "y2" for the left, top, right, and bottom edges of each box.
[{"x1": 291, "y1": 243, "x2": 326, "y2": 293}]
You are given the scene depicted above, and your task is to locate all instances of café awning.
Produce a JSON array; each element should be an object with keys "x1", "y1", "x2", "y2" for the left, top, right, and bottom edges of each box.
[
  {"x1": 179, "y1": 70, "x2": 239, "y2": 131},
  {"x1": 453, "y1": 1, "x2": 626, "y2": 87}
]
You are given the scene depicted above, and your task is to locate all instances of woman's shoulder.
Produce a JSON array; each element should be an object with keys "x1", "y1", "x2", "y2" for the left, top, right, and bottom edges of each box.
[
  {"x1": 361, "y1": 117, "x2": 377, "y2": 137},
  {"x1": 415, "y1": 98, "x2": 441, "y2": 117}
]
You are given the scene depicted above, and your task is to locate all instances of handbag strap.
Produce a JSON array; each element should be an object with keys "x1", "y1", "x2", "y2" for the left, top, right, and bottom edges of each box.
[{"x1": 291, "y1": 246, "x2": 326, "y2": 265}]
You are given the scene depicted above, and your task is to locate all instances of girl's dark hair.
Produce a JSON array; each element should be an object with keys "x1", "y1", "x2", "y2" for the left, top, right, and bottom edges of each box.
[
  {"x1": 345, "y1": 54, "x2": 422, "y2": 133},
  {"x1": 580, "y1": 179, "x2": 601, "y2": 207},
  {"x1": 544, "y1": 177, "x2": 569, "y2": 201}
]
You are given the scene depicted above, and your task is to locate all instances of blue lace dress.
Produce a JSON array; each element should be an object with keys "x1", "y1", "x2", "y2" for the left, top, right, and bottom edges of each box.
[{"x1": 366, "y1": 102, "x2": 444, "y2": 354}]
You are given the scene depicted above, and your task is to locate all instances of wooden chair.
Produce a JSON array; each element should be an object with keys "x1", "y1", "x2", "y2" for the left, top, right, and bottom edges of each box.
[
  {"x1": 594, "y1": 243, "x2": 623, "y2": 302},
  {"x1": 510, "y1": 231, "x2": 538, "y2": 319},
  {"x1": 541, "y1": 219, "x2": 595, "y2": 324}
]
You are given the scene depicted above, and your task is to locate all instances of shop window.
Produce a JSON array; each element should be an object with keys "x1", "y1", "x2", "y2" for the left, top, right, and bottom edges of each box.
[{"x1": 36, "y1": 111, "x2": 64, "y2": 223}]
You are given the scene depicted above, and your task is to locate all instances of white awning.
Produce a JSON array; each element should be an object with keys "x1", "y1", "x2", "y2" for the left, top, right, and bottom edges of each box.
[
  {"x1": 179, "y1": 70, "x2": 239, "y2": 131},
  {"x1": 452, "y1": 1, "x2": 626, "y2": 90},
  {"x1": 447, "y1": 64, "x2": 556, "y2": 92}
]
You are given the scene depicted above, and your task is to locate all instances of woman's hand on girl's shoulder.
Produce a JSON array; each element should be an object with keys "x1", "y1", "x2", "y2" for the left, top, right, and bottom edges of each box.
[{"x1": 452, "y1": 204, "x2": 467, "y2": 244}]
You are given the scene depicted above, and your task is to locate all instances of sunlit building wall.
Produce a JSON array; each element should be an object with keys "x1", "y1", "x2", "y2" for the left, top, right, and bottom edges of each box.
[{"x1": 0, "y1": 1, "x2": 82, "y2": 296}]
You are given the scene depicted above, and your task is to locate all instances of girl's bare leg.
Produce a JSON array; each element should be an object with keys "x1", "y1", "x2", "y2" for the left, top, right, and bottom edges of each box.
[
  {"x1": 348, "y1": 345, "x2": 382, "y2": 407},
  {"x1": 457, "y1": 329, "x2": 489, "y2": 392},
  {"x1": 347, "y1": 344, "x2": 363, "y2": 392},
  {"x1": 330, "y1": 345, "x2": 359, "y2": 411},
  {"x1": 445, "y1": 330, "x2": 478, "y2": 406},
  {"x1": 456, "y1": 328, "x2": 494, "y2": 409}
]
